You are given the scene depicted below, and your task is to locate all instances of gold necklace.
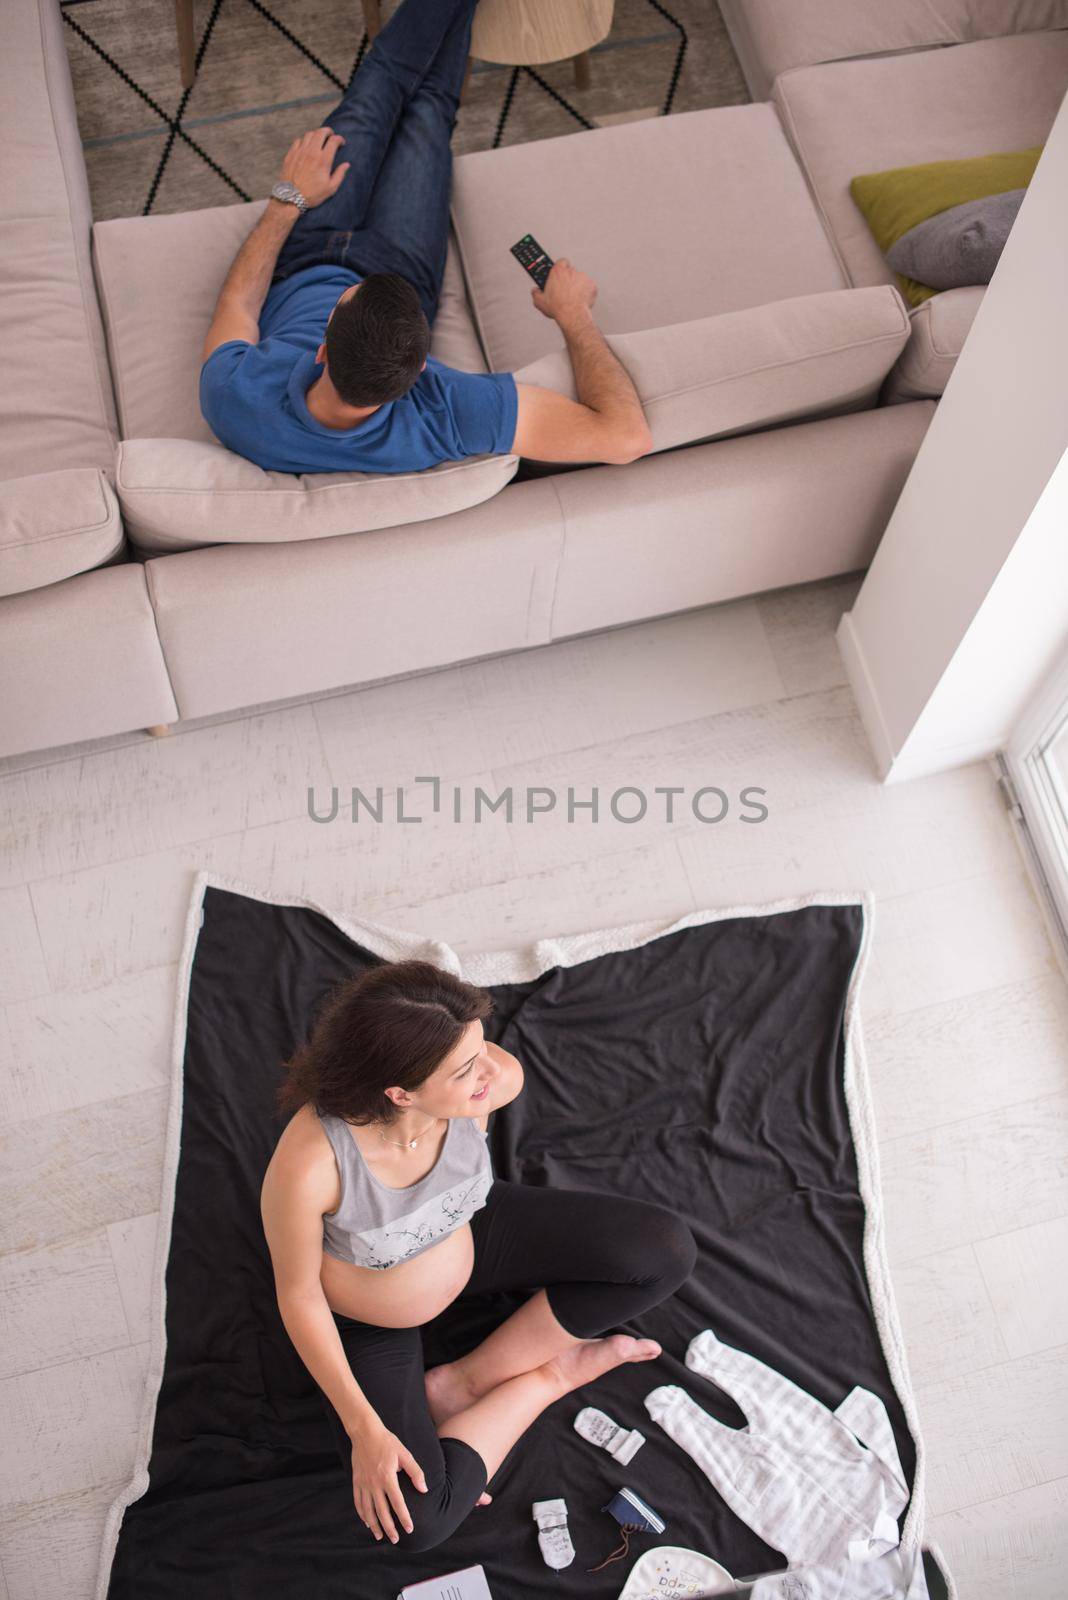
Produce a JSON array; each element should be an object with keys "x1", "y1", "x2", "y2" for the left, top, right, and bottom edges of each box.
[{"x1": 376, "y1": 1115, "x2": 441, "y2": 1150}]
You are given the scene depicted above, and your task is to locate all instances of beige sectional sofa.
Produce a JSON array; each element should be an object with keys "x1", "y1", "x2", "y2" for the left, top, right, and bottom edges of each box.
[{"x1": 2, "y1": 1, "x2": 1066, "y2": 758}]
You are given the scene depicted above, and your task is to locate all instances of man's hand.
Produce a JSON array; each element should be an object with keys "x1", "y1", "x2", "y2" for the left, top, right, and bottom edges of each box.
[
  {"x1": 279, "y1": 127, "x2": 351, "y2": 209},
  {"x1": 531, "y1": 259, "x2": 597, "y2": 327},
  {"x1": 201, "y1": 127, "x2": 349, "y2": 364},
  {"x1": 516, "y1": 254, "x2": 651, "y2": 464}
]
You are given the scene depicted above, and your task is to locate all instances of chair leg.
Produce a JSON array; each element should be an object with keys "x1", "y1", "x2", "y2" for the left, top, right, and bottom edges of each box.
[
  {"x1": 459, "y1": 54, "x2": 473, "y2": 105},
  {"x1": 573, "y1": 50, "x2": 591, "y2": 90},
  {"x1": 362, "y1": 0, "x2": 382, "y2": 40},
  {"x1": 145, "y1": 725, "x2": 173, "y2": 738},
  {"x1": 175, "y1": 0, "x2": 196, "y2": 89}
]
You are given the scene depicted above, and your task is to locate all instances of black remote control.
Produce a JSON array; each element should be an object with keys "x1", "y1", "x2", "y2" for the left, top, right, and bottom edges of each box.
[{"x1": 511, "y1": 234, "x2": 554, "y2": 290}]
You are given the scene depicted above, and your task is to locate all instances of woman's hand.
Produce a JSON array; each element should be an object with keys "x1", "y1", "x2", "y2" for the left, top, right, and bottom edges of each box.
[{"x1": 348, "y1": 1416, "x2": 428, "y2": 1543}]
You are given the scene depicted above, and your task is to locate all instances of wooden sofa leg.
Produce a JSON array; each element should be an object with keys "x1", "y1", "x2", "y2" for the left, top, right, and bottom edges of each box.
[
  {"x1": 145, "y1": 724, "x2": 173, "y2": 738},
  {"x1": 175, "y1": 0, "x2": 196, "y2": 89}
]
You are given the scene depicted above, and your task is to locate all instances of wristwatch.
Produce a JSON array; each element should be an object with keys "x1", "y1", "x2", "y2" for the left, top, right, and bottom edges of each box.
[{"x1": 270, "y1": 180, "x2": 308, "y2": 215}]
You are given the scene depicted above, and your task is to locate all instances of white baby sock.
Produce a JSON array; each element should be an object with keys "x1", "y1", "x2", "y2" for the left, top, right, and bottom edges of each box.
[
  {"x1": 573, "y1": 1405, "x2": 646, "y2": 1465},
  {"x1": 532, "y1": 1497, "x2": 575, "y2": 1569}
]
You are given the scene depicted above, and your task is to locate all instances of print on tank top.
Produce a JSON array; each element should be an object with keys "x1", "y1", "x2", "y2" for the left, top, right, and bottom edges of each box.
[{"x1": 317, "y1": 1110, "x2": 494, "y2": 1270}]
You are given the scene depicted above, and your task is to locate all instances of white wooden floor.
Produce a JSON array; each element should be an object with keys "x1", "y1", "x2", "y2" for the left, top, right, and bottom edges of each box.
[{"x1": 2, "y1": 573, "x2": 1066, "y2": 1600}]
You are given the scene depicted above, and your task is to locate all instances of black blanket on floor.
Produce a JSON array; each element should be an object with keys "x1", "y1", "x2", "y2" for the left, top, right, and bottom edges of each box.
[{"x1": 102, "y1": 884, "x2": 916, "y2": 1599}]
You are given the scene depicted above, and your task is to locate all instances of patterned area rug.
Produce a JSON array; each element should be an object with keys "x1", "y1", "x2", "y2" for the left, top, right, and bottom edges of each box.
[{"x1": 60, "y1": 0, "x2": 749, "y2": 221}]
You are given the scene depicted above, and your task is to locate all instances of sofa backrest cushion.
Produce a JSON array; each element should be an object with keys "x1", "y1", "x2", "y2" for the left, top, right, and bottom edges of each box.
[
  {"x1": 0, "y1": 467, "x2": 123, "y2": 598},
  {"x1": 722, "y1": 0, "x2": 961, "y2": 100},
  {"x1": 113, "y1": 439, "x2": 518, "y2": 553},
  {"x1": 881, "y1": 286, "x2": 985, "y2": 403},
  {"x1": 91, "y1": 202, "x2": 486, "y2": 445},
  {"x1": 939, "y1": 2, "x2": 1068, "y2": 43},
  {"x1": 512, "y1": 286, "x2": 910, "y2": 456},
  {"x1": 721, "y1": 0, "x2": 1068, "y2": 99},
  {"x1": 0, "y1": 0, "x2": 119, "y2": 480}
]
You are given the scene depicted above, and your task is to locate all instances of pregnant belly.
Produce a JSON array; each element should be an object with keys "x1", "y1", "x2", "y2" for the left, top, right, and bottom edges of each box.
[{"x1": 320, "y1": 1223, "x2": 475, "y2": 1328}]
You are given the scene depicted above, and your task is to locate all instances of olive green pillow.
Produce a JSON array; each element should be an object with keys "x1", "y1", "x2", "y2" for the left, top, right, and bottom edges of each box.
[{"x1": 850, "y1": 147, "x2": 1042, "y2": 307}]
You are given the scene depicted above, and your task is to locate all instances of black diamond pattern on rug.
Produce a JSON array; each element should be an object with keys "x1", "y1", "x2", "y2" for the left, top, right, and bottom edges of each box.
[{"x1": 60, "y1": 0, "x2": 689, "y2": 216}]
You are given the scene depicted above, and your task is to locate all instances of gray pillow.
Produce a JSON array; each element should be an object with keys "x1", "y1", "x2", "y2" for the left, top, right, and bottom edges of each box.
[{"x1": 886, "y1": 189, "x2": 1025, "y2": 290}]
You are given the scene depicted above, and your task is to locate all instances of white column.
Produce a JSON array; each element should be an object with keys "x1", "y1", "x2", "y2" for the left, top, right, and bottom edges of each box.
[{"x1": 836, "y1": 90, "x2": 1068, "y2": 784}]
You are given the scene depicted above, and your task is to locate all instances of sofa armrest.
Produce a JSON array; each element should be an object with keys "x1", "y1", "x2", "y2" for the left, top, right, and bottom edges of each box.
[
  {"x1": 511, "y1": 286, "x2": 910, "y2": 455},
  {"x1": 880, "y1": 286, "x2": 985, "y2": 403},
  {"x1": 0, "y1": 468, "x2": 124, "y2": 598}
]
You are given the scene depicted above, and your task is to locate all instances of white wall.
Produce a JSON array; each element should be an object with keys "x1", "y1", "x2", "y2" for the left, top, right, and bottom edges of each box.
[{"x1": 837, "y1": 88, "x2": 1068, "y2": 784}]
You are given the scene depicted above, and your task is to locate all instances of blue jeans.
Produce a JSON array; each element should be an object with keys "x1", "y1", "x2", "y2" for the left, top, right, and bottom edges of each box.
[{"x1": 270, "y1": 0, "x2": 478, "y2": 326}]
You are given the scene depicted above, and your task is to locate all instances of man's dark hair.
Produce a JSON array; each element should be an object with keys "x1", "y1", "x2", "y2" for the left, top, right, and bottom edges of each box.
[{"x1": 324, "y1": 272, "x2": 430, "y2": 407}]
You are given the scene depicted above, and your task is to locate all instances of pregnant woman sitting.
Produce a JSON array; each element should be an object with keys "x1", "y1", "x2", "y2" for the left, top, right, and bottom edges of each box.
[{"x1": 261, "y1": 960, "x2": 696, "y2": 1553}]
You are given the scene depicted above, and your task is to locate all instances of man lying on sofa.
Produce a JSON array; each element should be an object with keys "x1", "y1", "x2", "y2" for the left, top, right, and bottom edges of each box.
[{"x1": 199, "y1": 0, "x2": 652, "y2": 477}]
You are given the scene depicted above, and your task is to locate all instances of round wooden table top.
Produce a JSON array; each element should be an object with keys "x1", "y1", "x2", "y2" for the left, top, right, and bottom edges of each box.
[{"x1": 469, "y1": 0, "x2": 615, "y2": 67}]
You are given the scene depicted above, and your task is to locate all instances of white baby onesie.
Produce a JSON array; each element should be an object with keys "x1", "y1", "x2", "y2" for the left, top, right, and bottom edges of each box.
[
  {"x1": 747, "y1": 1543, "x2": 931, "y2": 1600},
  {"x1": 644, "y1": 1328, "x2": 909, "y2": 1570}
]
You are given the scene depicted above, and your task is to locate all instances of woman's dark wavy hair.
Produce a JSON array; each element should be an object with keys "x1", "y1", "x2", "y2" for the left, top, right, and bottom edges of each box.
[{"x1": 276, "y1": 958, "x2": 493, "y2": 1128}]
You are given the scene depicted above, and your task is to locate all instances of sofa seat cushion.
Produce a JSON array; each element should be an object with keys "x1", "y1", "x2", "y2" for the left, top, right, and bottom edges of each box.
[
  {"x1": 0, "y1": 467, "x2": 123, "y2": 598},
  {"x1": 548, "y1": 402, "x2": 935, "y2": 640},
  {"x1": 513, "y1": 286, "x2": 909, "y2": 454},
  {"x1": 92, "y1": 201, "x2": 486, "y2": 444},
  {"x1": 771, "y1": 31, "x2": 1068, "y2": 289},
  {"x1": 0, "y1": 563, "x2": 177, "y2": 759},
  {"x1": 142, "y1": 476, "x2": 564, "y2": 721},
  {"x1": 719, "y1": 0, "x2": 1068, "y2": 100},
  {"x1": 114, "y1": 438, "x2": 518, "y2": 554},
  {"x1": 449, "y1": 103, "x2": 847, "y2": 374},
  {"x1": 881, "y1": 286, "x2": 985, "y2": 402}
]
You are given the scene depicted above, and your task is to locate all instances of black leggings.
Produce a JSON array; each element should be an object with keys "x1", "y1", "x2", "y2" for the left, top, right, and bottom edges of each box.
[{"x1": 318, "y1": 1178, "x2": 696, "y2": 1553}]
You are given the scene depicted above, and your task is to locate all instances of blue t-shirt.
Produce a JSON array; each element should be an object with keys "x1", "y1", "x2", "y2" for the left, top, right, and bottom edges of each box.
[{"x1": 199, "y1": 264, "x2": 518, "y2": 475}]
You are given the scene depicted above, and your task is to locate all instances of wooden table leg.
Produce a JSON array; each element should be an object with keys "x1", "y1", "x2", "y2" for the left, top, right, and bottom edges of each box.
[
  {"x1": 573, "y1": 50, "x2": 591, "y2": 90},
  {"x1": 175, "y1": 0, "x2": 196, "y2": 89},
  {"x1": 362, "y1": 0, "x2": 382, "y2": 40}
]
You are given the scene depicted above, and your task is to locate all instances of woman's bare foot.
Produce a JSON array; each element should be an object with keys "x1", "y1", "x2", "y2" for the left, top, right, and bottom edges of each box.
[
  {"x1": 544, "y1": 1333, "x2": 661, "y2": 1397},
  {"x1": 424, "y1": 1361, "x2": 479, "y2": 1428}
]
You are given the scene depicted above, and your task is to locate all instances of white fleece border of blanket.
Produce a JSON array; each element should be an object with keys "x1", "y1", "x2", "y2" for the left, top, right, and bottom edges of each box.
[{"x1": 94, "y1": 868, "x2": 956, "y2": 1600}]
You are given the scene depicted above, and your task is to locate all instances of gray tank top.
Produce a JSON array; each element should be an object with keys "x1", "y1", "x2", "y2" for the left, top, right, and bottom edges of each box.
[{"x1": 317, "y1": 1110, "x2": 493, "y2": 1271}]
